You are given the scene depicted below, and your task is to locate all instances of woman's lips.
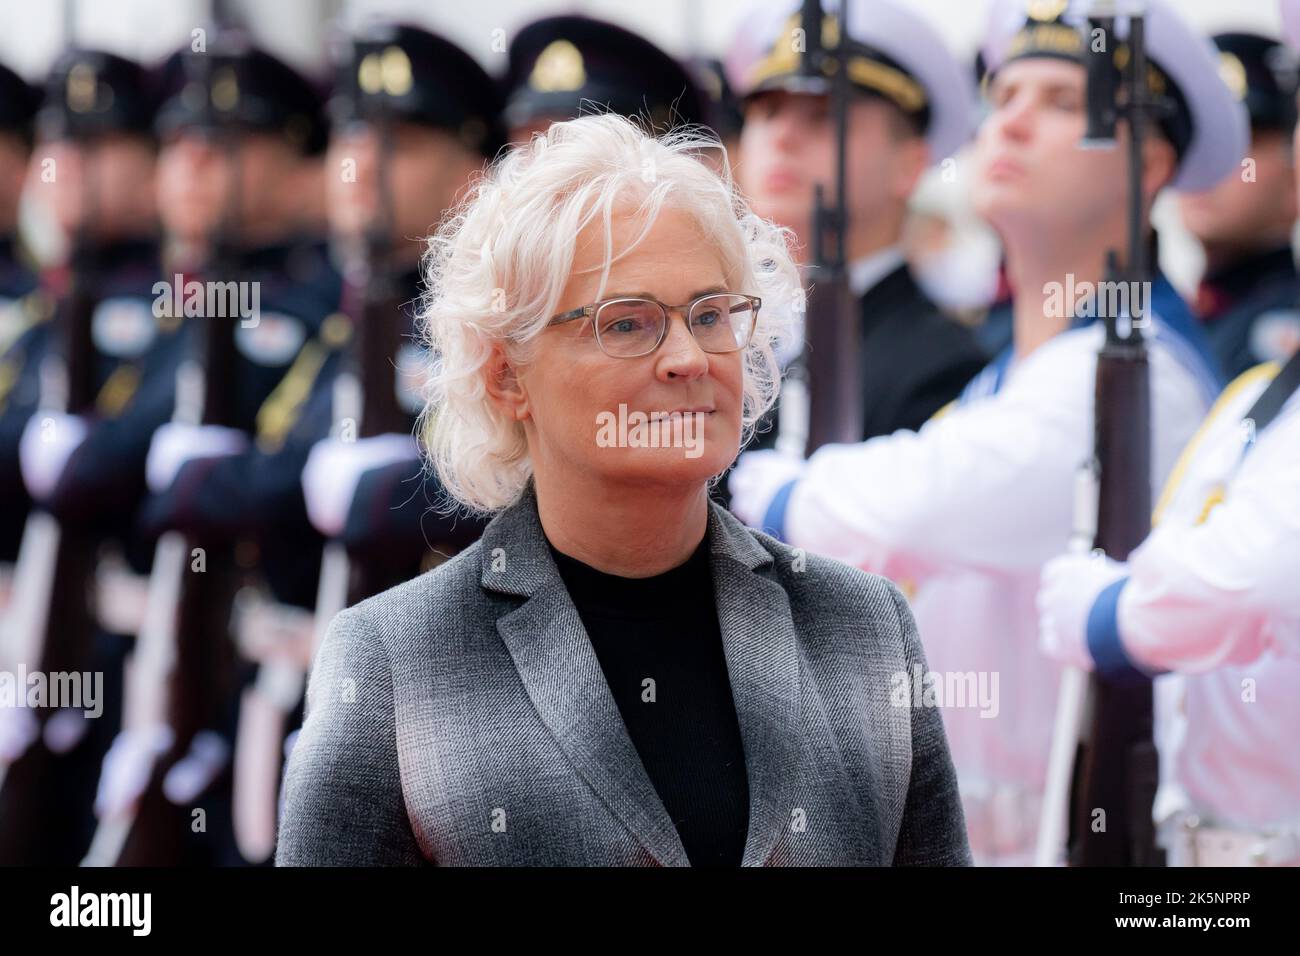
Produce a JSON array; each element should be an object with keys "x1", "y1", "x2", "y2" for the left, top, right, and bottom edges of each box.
[{"x1": 648, "y1": 408, "x2": 714, "y2": 421}]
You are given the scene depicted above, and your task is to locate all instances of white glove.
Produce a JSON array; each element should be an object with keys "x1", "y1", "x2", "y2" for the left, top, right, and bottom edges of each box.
[
  {"x1": 43, "y1": 707, "x2": 91, "y2": 754},
  {"x1": 1037, "y1": 550, "x2": 1130, "y2": 670},
  {"x1": 163, "y1": 729, "x2": 230, "y2": 805},
  {"x1": 0, "y1": 705, "x2": 39, "y2": 763},
  {"x1": 18, "y1": 412, "x2": 89, "y2": 501},
  {"x1": 146, "y1": 422, "x2": 249, "y2": 494},
  {"x1": 301, "y1": 433, "x2": 420, "y2": 537},
  {"x1": 727, "y1": 448, "x2": 807, "y2": 528},
  {"x1": 94, "y1": 724, "x2": 174, "y2": 819}
]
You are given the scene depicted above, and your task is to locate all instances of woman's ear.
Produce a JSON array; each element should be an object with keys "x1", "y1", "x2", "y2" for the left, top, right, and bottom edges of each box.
[{"x1": 483, "y1": 345, "x2": 529, "y2": 421}]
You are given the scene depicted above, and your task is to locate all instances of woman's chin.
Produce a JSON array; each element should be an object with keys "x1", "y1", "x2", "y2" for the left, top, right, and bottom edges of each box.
[{"x1": 595, "y1": 445, "x2": 736, "y2": 487}]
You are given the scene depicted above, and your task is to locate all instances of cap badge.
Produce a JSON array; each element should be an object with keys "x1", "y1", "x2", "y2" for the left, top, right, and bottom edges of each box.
[{"x1": 530, "y1": 39, "x2": 585, "y2": 93}]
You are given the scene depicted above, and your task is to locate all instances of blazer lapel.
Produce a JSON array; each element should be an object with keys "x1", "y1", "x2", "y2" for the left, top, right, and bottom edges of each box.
[
  {"x1": 481, "y1": 483, "x2": 801, "y2": 867},
  {"x1": 482, "y1": 485, "x2": 688, "y2": 865},
  {"x1": 496, "y1": 587, "x2": 694, "y2": 866},
  {"x1": 708, "y1": 507, "x2": 802, "y2": 867}
]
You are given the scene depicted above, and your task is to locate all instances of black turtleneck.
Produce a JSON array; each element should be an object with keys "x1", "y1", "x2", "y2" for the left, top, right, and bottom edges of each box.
[{"x1": 546, "y1": 533, "x2": 750, "y2": 867}]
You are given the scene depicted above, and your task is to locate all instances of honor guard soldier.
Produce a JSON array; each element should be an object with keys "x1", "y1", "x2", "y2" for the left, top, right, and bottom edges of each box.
[
  {"x1": 1038, "y1": 0, "x2": 1300, "y2": 869},
  {"x1": 140, "y1": 42, "x2": 339, "y2": 602},
  {"x1": 727, "y1": 0, "x2": 988, "y2": 448},
  {"x1": 298, "y1": 22, "x2": 505, "y2": 591},
  {"x1": 0, "y1": 60, "x2": 44, "y2": 593},
  {"x1": 80, "y1": 41, "x2": 338, "y2": 867},
  {"x1": 501, "y1": 14, "x2": 710, "y2": 145},
  {"x1": 1179, "y1": 31, "x2": 1300, "y2": 381},
  {"x1": 1038, "y1": 341, "x2": 1300, "y2": 866},
  {"x1": 0, "y1": 48, "x2": 164, "y2": 865},
  {"x1": 730, "y1": 0, "x2": 1243, "y2": 864},
  {"x1": 18, "y1": 51, "x2": 175, "y2": 611},
  {"x1": 221, "y1": 23, "x2": 505, "y2": 863}
]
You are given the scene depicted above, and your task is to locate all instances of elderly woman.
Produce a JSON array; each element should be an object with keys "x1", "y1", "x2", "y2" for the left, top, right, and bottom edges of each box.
[{"x1": 275, "y1": 114, "x2": 970, "y2": 867}]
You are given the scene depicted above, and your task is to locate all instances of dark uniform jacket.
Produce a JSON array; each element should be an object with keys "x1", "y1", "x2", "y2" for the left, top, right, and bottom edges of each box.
[
  {"x1": 0, "y1": 236, "x2": 43, "y2": 561},
  {"x1": 334, "y1": 266, "x2": 488, "y2": 579},
  {"x1": 140, "y1": 239, "x2": 343, "y2": 606},
  {"x1": 1195, "y1": 246, "x2": 1300, "y2": 381},
  {"x1": 855, "y1": 263, "x2": 988, "y2": 438},
  {"x1": 0, "y1": 239, "x2": 165, "y2": 563}
]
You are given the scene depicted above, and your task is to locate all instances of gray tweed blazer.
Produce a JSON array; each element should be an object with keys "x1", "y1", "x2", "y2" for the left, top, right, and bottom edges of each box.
[{"x1": 275, "y1": 481, "x2": 971, "y2": 866}]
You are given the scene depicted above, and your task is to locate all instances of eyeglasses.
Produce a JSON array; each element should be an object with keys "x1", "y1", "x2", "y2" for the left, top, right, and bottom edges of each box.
[{"x1": 547, "y1": 292, "x2": 762, "y2": 359}]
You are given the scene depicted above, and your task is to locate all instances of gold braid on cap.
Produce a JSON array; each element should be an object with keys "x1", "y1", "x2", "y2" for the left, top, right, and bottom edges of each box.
[{"x1": 747, "y1": 13, "x2": 927, "y2": 114}]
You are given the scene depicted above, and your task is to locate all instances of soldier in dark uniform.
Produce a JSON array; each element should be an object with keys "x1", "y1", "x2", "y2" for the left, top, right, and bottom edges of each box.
[
  {"x1": 298, "y1": 23, "x2": 505, "y2": 583},
  {"x1": 0, "y1": 60, "x2": 45, "y2": 576},
  {"x1": 21, "y1": 51, "x2": 173, "y2": 561},
  {"x1": 0, "y1": 48, "x2": 165, "y2": 865},
  {"x1": 181, "y1": 24, "x2": 504, "y2": 864},
  {"x1": 727, "y1": 0, "x2": 987, "y2": 448},
  {"x1": 1179, "y1": 32, "x2": 1300, "y2": 380},
  {"x1": 140, "y1": 43, "x2": 338, "y2": 600},
  {"x1": 72, "y1": 41, "x2": 339, "y2": 867}
]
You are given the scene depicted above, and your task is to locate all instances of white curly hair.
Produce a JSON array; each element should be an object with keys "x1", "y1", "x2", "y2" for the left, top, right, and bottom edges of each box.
[{"x1": 416, "y1": 112, "x2": 801, "y2": 514}]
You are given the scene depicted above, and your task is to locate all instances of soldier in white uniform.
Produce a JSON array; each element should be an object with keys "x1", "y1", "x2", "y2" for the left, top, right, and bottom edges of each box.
[
  {"x1": 1036, "y1": 0, "x2": 1300, "y2": 871},
  {"x1": 729, "y1": 0, "x2": 1246, "y2": 864}
]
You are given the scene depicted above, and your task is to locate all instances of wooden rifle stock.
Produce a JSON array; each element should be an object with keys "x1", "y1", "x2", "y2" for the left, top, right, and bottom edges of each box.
[
  {"x1": 0, "y1": 238, "x2": 103, "y2": 865},
  {"x1": 323, "y1": 41, "x2": 413, "y2": 610},
  {"x1": 0, "y1": 4, "x2": 111, "y2": 856},
  {"x1": 1065, "y1": 7, "x2": 1163, "y2": 867},
  {"x1": 800, "y1": 0, "x2": 862, "y2": 454}
]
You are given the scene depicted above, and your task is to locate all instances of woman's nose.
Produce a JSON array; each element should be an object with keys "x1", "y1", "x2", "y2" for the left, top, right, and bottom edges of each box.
[{"x1": 656, "y1": 313, "x2": 710, "y2": 380}]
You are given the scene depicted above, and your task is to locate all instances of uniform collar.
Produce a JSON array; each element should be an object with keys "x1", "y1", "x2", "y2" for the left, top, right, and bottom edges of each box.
[
  {"x1": 848, "y1": 246, "x2": 906, "y2": 297},
  {"x1": 235, "y1": 236, "x2": 328, "y2": 272},
  {"x1": 95, "y1": 236, "x2": 160, "y2": 272},
  {"x1": 1196, "y1": 245, "x2": 1297, "y2": 320}
]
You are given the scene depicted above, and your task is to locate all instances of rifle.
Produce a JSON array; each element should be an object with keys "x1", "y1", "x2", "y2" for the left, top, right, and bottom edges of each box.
[
  {"x1": 343, "y1": 26, "x2": 411, "y2": 601},
  {"x1": 225, "y1": 27, "x2": 417, "y2": 861},
  {"x1": 83, "y1": 3, "x2": 243, "y2": 866},
  {"x1": 313, "y1": 24, "x2": 410, "y2": 654},
  {"x1": 1040, "y1": 1, "x2": 1164, "y2": 867},
  {"x1": 0, "y1": 0, "x2": 109, "y2": 866},
  {"x1": 799, "y1": 0, "x2": 862, "y2": 454}
]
